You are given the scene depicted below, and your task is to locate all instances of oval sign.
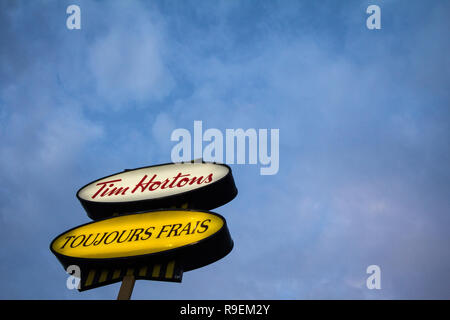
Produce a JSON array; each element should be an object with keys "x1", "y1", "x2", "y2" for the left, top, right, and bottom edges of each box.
[
  {"x1": 77, "y1": 162, "x2": 237, "y2": 220},
  {"x1": 50, "y1": 209, "x2": 233, "y2": 275}
]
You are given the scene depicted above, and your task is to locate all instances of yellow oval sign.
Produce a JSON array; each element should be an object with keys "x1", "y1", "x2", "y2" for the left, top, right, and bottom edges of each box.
[
  {"x1": 50, "y1": 209, "x2": 233, "y2": 291},
  {"x1": 51, "y1": 210, "x2": 224, "y2": 259}
]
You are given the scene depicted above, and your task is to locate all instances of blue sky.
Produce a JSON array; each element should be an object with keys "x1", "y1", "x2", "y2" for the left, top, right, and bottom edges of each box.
[{"x1": 0, "y1": 0, "x2": 449, "y2": 299}]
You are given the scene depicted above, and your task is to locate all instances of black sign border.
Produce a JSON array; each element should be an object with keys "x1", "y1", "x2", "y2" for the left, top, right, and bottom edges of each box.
[{"x1": 76, "y1": 161, "x2": 238, "y2": 220}]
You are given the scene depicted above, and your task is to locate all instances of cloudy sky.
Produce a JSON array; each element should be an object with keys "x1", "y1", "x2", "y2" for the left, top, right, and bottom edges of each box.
[{"x1": 0, "y1": 0, "x2": 449, "y2": 299}]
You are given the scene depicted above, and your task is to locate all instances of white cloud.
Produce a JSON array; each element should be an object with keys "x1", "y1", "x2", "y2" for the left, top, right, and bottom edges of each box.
[{"x1": 87, "y1": 2, "x2": 174, "y2": 109}]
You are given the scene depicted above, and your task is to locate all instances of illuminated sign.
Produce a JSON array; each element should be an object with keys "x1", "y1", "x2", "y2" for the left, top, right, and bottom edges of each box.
[
  {"x1": 77, "y1": 162, "x2": 237, "y2": 220},
  {"x1": 50, "y1": 209, "x2": 233, "y2": 291}
]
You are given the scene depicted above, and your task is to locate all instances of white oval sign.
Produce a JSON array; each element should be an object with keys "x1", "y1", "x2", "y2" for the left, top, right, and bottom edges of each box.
[
  {"x1": 78, "y1": 163, "x2": 228, "y2": 202},
  {"x1": 77, "y1": 162, "x2": 237, "y2": 220}
]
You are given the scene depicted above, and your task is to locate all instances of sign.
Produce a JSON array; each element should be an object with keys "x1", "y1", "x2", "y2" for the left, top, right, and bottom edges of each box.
[
  {"x1": 50, "y1": 209, "x2": 233, "y2": 291},
  {"x1": 77, "y1": 162, "x2": 237, "y2": 220}
]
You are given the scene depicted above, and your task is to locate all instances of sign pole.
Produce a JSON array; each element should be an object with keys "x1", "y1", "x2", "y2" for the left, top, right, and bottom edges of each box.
[
  {"x1": 114, "y1": 211, "x2": 136, "y2": 300},
  {"x1": 117, "y1": 274, "x2": 135, "y2": 300}
]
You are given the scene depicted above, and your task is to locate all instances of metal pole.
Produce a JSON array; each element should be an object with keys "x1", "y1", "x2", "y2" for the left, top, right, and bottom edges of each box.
[{"x1": 117, "y1": 275, "x2": 135, "y2": 300}]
